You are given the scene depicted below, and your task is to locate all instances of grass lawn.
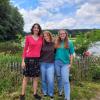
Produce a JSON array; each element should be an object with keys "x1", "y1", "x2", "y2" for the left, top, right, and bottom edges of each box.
[{"x1": 0, "y1": 81, "x2": 100, "y2": 100}]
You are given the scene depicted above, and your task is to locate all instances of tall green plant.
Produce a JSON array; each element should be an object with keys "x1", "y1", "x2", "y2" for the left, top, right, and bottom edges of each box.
[{"x1": 75, "y1": 30, "x2": 100, "y2": 54}]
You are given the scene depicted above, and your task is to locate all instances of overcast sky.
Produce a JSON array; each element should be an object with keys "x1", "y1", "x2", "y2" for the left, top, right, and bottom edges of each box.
[{"x1": 10, "y1": 0, "x2": 100, "y2": 32}]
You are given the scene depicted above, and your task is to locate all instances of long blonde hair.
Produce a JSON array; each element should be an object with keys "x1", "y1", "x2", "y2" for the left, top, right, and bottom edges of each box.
[
  {"x1": 43, "y1": 31, "x2": 53, "y2": 45},
  {"x1": 55, "y1": 29, "x2": 69, "y2": 48}
]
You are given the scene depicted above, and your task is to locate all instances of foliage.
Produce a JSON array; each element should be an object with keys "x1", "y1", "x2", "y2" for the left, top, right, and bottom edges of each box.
[
  {"x1": 0, "y1": 41, "x2": 22, "y2": 54},
  {"x1": 71, "y1": 81, "x2": 100, "y2": 100},
  {"x1": 0, "y1": 0, "x2": 24, "y2": 41},
  {"x1": 0, "y1": 53, "x2": 22, "y2": 63},
  {"x1": 75, "y1": 30, "x2": 100, "y2": 54},
  {"x1": 0, "y1": 54, "x2": 100, "y2": 99},
  {"x1": 91, "y1": 65, "x2": 100, "y2": 80},
  {"x1": 71, "y1": 56, "x2": 100, "y2": 81},
  {"x1": 0, "y1": 63, "x2": 21, "y2": 95}
]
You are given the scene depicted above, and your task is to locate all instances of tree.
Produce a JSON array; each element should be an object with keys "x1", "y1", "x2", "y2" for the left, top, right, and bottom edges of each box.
[{"x1": 0, "y1": 0, "x2": 24, "y2": 40}]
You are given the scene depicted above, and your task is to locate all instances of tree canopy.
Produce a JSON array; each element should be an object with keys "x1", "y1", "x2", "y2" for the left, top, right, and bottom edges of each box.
[
  {"x1": 75, "y1": 29, "x2": 100, "y2": 54},
  {"x1": 0, "y1": 0, "x2": 24, "y2": 40}
]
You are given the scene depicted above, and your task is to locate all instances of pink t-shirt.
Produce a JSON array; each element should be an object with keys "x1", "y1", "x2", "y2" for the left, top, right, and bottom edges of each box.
[{"x1": 22, "y1": 35, "x2": 43, "y2": 58}]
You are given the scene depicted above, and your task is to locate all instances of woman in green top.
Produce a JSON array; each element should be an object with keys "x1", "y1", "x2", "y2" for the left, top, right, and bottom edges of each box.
[{"x1": 55, "y1": 29, "x2": 74, "y2": 100}]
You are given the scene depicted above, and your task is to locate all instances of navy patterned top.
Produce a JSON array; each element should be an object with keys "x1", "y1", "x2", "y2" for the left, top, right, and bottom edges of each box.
[{"x1": 40, "y1": 42, "x2": 55, "y2": 63}]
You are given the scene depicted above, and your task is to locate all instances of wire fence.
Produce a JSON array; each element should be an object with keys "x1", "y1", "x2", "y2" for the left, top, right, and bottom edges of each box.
[{"x1": 0, "y1": 56, "x2": 100, "y2": 85}]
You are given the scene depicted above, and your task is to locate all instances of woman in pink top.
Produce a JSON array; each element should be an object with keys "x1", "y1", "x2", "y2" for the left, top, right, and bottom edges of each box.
[{"x1": 20, "y1": 23, "x2": 43, "y2": 100}]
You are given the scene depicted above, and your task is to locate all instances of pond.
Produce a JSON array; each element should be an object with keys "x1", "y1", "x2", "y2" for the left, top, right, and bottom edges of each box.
[{"x1": 88, "y1": 41, "x2": 100, "y2": 56}]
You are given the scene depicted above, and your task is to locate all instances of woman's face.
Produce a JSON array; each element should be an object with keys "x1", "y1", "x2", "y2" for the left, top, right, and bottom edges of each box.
[
  {"x1": 59, "y1": 30, "x2": 66, "y2": 40},
  {"x1": 43, "y1": 33, "x2": 51, "y2": 42},
  {"x1": 32, "y1": 25, "x2": 39, "y2": 35}
]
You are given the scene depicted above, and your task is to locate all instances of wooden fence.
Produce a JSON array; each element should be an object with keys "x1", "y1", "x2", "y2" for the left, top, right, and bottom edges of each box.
[
  {"x1": 71, "y1": 56, "x2": 100, "y2": 81},
  {"x1": 0, "y1": 56, "x2": 100, "y2": 84}
]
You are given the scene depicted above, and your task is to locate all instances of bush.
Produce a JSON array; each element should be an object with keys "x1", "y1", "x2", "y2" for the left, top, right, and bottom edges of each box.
[
  {"x1": 92, "y1": 65, "x2": 100, "y2": 80},
  {"x1": 0, "y1": 41, "x2": 22, "y2": 54},
  {"x1": 75, "y1": 30, "x2": 100, "y2": 54},
  {"x1": 71, "y1": 56, "x2": 100, "y2": 81},
  {"x1": 0, "y1": 63, "x2": 22, "y2": 94}
]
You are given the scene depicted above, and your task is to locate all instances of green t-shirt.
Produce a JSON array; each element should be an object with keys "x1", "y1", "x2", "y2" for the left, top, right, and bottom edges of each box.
[{"x1": 55, "y1": 40, "x2": 74, "y2": 64}]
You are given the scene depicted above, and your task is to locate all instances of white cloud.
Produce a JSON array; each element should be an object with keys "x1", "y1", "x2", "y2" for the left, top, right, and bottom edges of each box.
[
  {"x1": 19, "y1": 6, "x2": 76, "y2": 31},
  {"x1": 75, "y1": 2, "x2": 100, "y2": 28},
  {"x1": 76, "y1": 3, "x2": 100, "y2": 18},
  {"x1": 39, "y1": 0, "x2": 83, "y2": 9},
  {"x1": 10, "y1": 0, "x2": 26, "y2": 8},
  {"x1": 87, "y1": 0, "x2": 100, "y2": 4},
  {"x1": 18, "y1": 0, "x2": 77, "y2": 31},
  {"x1": 13, "y1": 0, "x2": 100, "y2": 31},
  {"x1": 39, "y1": 0, "x2": 69, "y2": 9},
  {"x1": 19, "y1": 8, "x2": 42, "y2": 32},
  {"x1": 42, "y1": 17, "x2": 76, "y2": 29}
]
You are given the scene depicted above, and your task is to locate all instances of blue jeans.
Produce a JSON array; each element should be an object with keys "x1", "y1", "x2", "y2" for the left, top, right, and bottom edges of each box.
[
  {"x1": 40, "y1": 62, "x2": 54, "y2": 97},
  {"x1": 55, "y1": 60, "x2": 70, "y2": 100}
]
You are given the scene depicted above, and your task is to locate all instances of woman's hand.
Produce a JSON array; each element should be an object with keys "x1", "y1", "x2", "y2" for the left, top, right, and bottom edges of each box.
[
  {"x1": 68, "y1": 64, "x2": 71, "y2": 69},
  {"x1": 21, "y1": 59, "x2": 25, "y2": 69}
]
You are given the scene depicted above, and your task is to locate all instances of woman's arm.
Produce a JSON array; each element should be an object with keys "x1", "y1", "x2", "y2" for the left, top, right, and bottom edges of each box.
[
  {"x1": 21, "y1": 36, "x2": 29, "y2": 68},
  {"x1": 69, "y1": 40, "x2": 75, "y2": 68},
  {"x1": 69, "y1": 54, "x2": 73, "y2": 68},
  {"x1": 21, "y1": 58, "x2": 25, "y2": 69}
]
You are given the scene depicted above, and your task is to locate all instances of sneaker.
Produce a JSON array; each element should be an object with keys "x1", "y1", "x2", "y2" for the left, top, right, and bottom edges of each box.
[
  {"x1": 59, "y1": 94, "x2": 62, "y2": 97},
  {"x1": 20, "y1": 95, "x2": 25, "y2": 100},
  {"x1": 50, "y1": 96, "x2": 54, "y2": 100},
  {"x1": 58, "y1": 94, "x2": 62, "y2": 97},
  {"x1": 43, "y1": 94, "x2": 47, "y2": 97},
  {"x1": 34, "y1": 94, "x2": 41, "y2": 100}
]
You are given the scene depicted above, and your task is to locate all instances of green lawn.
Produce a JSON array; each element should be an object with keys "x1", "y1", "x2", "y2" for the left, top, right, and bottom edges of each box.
[{"x1": 0, "y1": 81, "x2": 100, "y2": 100}]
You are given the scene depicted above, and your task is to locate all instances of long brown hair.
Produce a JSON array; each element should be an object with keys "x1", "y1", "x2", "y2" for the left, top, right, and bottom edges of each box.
[{"x1": 55, "y1": 29, "x2": 69, "y2": 48}]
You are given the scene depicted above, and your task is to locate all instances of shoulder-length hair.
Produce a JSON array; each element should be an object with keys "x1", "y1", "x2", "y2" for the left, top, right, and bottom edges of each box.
[
  {"x1": 55, "y1": 29, "x2": 69, "y2": 48},
  {"x1": 31, "y1": 23, "x2": 42, "y2": 36}
]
